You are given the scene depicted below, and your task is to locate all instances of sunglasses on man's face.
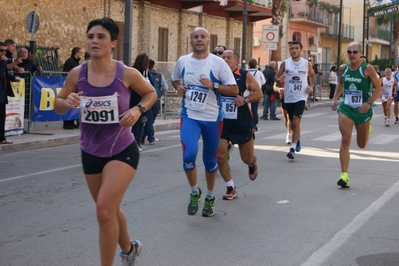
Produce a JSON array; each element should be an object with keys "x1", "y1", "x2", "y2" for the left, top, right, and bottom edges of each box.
[
  {"x1": 213, "y1": 51, "x2": 223, "y2": 55},
  {"x1": 0, "y1": 49, "x2": 6, "y2": 52},
  {"x1": 347, "y1": 50, "x2": 359, "y2": 55}
]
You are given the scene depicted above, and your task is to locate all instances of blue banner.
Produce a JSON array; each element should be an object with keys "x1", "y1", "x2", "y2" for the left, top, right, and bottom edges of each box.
[{"x1": 31, "y1": 76, "x2": 79, "y2": 122}]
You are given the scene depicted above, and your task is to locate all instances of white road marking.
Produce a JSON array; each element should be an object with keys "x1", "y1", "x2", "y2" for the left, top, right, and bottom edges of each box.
[
  {"x1": 261, "y1": 131, "x2": 313, "y2": 140},
  {"x1": 369, "y1": 134, "x2": 399, "y2": 144},
  {"x1": 301, "y1": 179, "x2": 399, "y2": 266},
  {"x1": 303, "y1": 112, "x2": 328, "y2": 118},
  {"x1": 0, "y1": 164, "x2": 81, "y2": 183}
]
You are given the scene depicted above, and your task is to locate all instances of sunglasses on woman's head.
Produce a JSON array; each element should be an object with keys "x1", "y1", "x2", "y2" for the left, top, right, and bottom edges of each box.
[{"x1": 213, "y1": 51, "x2": 223, "y2": 55}]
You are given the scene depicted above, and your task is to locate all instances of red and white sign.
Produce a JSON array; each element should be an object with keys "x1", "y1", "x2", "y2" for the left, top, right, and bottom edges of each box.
[{"x1": 262, "y1": 25, "x2": 279, "y2": 43}]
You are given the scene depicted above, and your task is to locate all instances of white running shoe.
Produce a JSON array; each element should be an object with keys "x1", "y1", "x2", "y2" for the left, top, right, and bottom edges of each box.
[
  {"x1": 286, "y1": 133, "x2": 292, "y2": 144},
  {"x1": 386, "y1": 119, "x2": 390, "y2": 127}
]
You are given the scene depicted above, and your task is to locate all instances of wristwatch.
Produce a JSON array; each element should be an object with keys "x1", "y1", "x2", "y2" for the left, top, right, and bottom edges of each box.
[
  {"x1": 213, "y1": 82, "x2": 219, "y2": 92},
  {"x1": 367, "y1": 99, "x2": 373, "y2": 105},
  {"x1": 137, "y1": 104, "x2": 146, "y2": 114},
  {"x1": 244, "y1": 97, "x2": 250, "y2": 104}
]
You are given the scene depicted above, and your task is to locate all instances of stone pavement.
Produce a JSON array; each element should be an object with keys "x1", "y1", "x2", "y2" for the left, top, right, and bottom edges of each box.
[{"x1": 1, "y1": 99, "x2": 331, "y2": 153}]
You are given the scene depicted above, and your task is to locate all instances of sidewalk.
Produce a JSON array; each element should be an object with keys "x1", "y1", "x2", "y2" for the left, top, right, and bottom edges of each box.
[{"x1": 1, "y1": 99, "x2": 331, "y2": 153}]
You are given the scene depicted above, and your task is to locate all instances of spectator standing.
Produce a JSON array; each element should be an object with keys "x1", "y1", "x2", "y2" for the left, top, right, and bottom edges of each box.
[
  {"x1": 247, "y1": 58, "x2": 266, "y2": 130},
  {"x1": 140, "y1": 59, "x2": 168, "y2": 144},
  {"x1": 17, "y1": 48, "x2": 43, "y2": 74},
  {"x1": 62, "y1": 47, "x2": 82, "y2": 129},
  {"x1": 0, "y1": 41, "x2": 20, "y2": 144},
  {"x1": 261, "y1": 61, "x2": 280, "y2": 120},
  {"x1": 130, "y1": 53, "x2": 151, "y2": 151},
  {"x1": 5, "y1": 39, "x2": 23, "y2": 73},
  {"x1": 329, "y1": 66, "x2": 338, "y2": 100},
  {"x1": 84, "y1": 52, "x2": 91, "y2": 61}
]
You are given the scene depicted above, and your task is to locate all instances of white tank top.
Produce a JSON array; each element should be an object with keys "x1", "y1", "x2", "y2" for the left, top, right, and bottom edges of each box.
[
  {"x1": 283, "y1": 58, "x2": 309, "y2": 103},
  {"x1": 381, "y1": 77, "x2": 394, "y2": 101}
]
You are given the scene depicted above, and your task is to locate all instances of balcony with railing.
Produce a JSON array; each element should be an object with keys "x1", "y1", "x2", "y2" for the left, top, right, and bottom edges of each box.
[
  {"x1": 289, "y1": 0, "x2": 338, "y2": 28},
  {"x1": 142, "y1": 0, "x2": 272, "y2": 22},
  {"x1": 321, "y1": 23, "x2": 355, "y2": 41},
  {"x1": 369, "y1": 28, "x2": 391, "y2": 41}
]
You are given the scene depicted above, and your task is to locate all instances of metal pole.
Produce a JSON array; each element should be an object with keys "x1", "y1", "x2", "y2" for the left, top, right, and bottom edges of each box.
[
  {"x1": 241, "y1": 0, "x2": 248, "y2": 69},
  {"x1": 337, "y1": 0, "x2": 343, "y2": 69},
  {"x1": 389, "y1": 13, "x2": 393, "y2": 65},
  {"x1": 123, "y1": 0, "x2": 133, "y2": 66},
  {"x1": 362, "y1": 0, "x2": 366, "y2": 52}
]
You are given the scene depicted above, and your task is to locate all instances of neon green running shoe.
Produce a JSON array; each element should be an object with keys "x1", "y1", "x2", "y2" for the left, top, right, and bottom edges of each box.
[
  {"x1": 337, "y1": 172, "x2": 350, "y2": 188},
  {"x1": 369, "y1": 125, "x2": 373, "y2": 135}
]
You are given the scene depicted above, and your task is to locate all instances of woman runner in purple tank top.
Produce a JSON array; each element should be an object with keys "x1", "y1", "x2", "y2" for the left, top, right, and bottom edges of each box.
[{"x1": 54, "y1": 17, "x2": 156, "y2": 266}]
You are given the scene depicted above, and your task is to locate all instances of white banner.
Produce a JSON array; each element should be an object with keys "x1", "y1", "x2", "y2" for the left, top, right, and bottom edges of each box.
[
  {"x1": 5, "y1": 79, "x2": 25, "y2": 136},
  {"x1": 370, "y1": 0, "x2": 396, "y2": 8}
]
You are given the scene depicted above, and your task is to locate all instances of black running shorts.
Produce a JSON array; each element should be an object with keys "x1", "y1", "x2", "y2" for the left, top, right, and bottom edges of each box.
[{"x1": 81, "y1": 141, "x2": 140, "y2": 174}]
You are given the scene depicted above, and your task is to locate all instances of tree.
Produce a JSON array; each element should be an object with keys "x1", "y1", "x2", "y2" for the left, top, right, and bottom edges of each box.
[
  {"x1": 376, "y1": 13, "x2": 399, "y2": 66},
  {"x1": 270, "y1": 0, "x2": 288, "y2": 62}
]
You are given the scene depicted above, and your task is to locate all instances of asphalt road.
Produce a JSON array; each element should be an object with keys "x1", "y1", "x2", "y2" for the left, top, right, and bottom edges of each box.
[{"x1": 1, "y1": 105, "x2": 399, "y2": 266}]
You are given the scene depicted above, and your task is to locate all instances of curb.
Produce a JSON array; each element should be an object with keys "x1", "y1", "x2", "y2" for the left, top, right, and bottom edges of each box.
[
  {"x1": 1, "y1": 135, "x2": 80, "y2": 153},
  {"x1": 1, "y1": 120, "x2": 181, "y2": 153},
  {"x1": 2, "y1": 101, "x2": 330, "y2": 153}
]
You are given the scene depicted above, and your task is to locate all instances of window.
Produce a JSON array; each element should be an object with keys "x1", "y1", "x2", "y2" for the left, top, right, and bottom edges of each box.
[
  {"x1": 234, "y1": 37, "x2": 241, "y2": 53},
  {"x1": 210, "y1": 34, "x2": 218, "y2": 52},
  {"x1": 113, "y1": 21, "x2": 124, "y2": 61},
  {"x1": 158, "y1": 28, "x2": 168, "y2": 62}
]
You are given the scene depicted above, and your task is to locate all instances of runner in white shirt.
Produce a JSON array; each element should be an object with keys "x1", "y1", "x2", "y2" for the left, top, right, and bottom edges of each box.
[
  {"x1": 247, "y1": 58, "x2": 266, "y2": 131},
  {"x1": 274, "y1": 41, "x2": 316, "y2": 160},
  {"x1": 380, "y1": 68, "x2": 398, "y2": 126},
  {"x1": 172, "y1": 27, "x2": 238, "y2": 217}
]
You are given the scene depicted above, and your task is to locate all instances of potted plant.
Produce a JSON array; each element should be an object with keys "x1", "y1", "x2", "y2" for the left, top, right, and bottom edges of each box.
[
  {"x1": 306, "y1": 0, "x2": 318, "y2": 7},
  {"x1": 297, "y1": 11, "x2": 306, "y2": 17},
  {"x1": 331, "y1": 5, "x2": 340, "y2": 14}
]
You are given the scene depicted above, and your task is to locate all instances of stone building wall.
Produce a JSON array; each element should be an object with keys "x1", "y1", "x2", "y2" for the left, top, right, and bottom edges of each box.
[
  {"x1": 0, "y1": 0, "x2": 252, "y2": 64},
  {"x1": 0, "y1": 0, "x2": 124, "y2": 63},
  {"x1": 0, "y1": 0, "x2": 253, "y2": 111}
]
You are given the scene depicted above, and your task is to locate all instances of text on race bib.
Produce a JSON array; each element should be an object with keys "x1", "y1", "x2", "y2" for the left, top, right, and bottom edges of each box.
[
  {"x1": 344, "y1": 90, "x2": 362, "y2": 108},
  {"x1": 221, "y1": 96, "x2": 238, "y2": 119},
  {"x1": 80, "y1": 94, "x2": 120, "y2": 124},
  {"x1": 186, "y1": 85, "x2": 209, "y2": 111}
]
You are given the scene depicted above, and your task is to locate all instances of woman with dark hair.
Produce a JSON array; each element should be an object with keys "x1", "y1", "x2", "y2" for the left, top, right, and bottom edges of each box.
[
  {"x1": 329, "y1": 65, "x2": 338, "y2": 99},
  {"x1": 54, "y1": 17, "x2": 157, "y2": 266},
  {"x1": 131, "y1": 53, "x2": 153, "y2": 151}
]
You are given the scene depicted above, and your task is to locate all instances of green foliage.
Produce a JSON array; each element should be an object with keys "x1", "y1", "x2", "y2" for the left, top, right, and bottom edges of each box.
[
  {"x1": 331, "y1": 50, "x2": 348, "y2": 66},
  {"x1": 331, "y1": 5, "x2": 340, "y2": 14},
  {"x1": 306, "y1": 0, "x2": 318, "y2": 6},
  {"x1": 283, "y1": 0, "x2": 289, "y2": 12},
  {"x1": 370, "y1": 57, "x2": 394, "y2": 70}
]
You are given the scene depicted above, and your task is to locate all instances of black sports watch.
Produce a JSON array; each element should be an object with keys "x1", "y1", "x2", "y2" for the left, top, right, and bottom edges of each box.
[
  {"x1": 213, "y1": 82, "x2": 219, "y2": 92},
  {"x1": 244, "y1": 97, "x2": 250, "y2": 104},
  {"x1": 137, "y1": 104, "x2": 146, "y2": 114},
  {"x1": 367, "y1": 99, "x2": 373, "y2": 105}
]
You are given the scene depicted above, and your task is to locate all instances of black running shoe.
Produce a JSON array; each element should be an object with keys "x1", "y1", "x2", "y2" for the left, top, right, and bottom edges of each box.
[
  {"x1": 287, "y1": 148, "x2": 295, "y2": 159},
  {"x1": 202, "y1": 196, "x2": 215, "y2": 217},
  {"x1": 187, "y1": 188, "x2": 202, "y2": 215}
]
